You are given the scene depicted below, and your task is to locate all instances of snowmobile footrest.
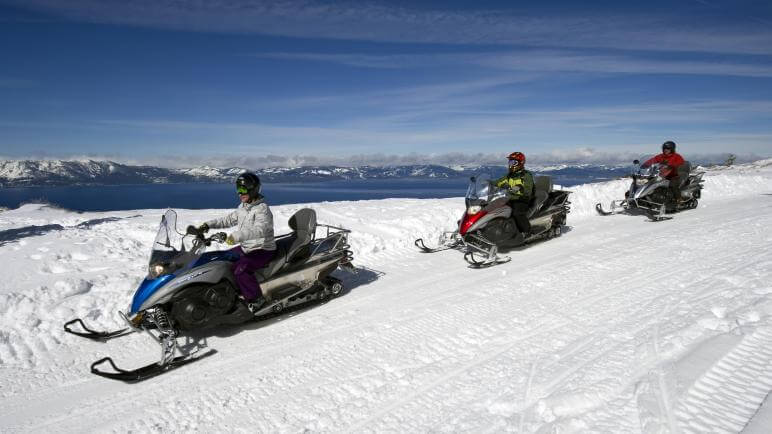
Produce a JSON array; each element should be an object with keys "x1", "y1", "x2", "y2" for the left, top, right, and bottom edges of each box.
[
  {"x1": 64, "y1": 318, "x2": 132, "y2": 341},
  {"x1": 90, "y1": 350, "x2": 217, "y2": 383}
]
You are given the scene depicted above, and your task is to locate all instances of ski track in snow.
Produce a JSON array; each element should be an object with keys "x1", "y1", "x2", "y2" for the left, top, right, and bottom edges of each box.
[{"x1": 1, "y1": 160, "x2": 772, "y2": 432}]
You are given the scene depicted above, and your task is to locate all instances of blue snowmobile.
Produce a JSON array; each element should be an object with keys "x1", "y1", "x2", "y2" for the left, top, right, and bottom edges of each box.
[{"x1": 65, "y1": 208, "x2": 354, "y2": 382}]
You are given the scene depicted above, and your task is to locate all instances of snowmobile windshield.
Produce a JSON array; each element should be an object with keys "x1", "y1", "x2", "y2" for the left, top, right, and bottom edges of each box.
[
  {"x1": 638, "y1": 161, "x2": 665, "y2": 179},
  {"x1": 466, "y1": 174, "x2": 493, "y2": 200},
  {"x1": 147, "y1": 210, "x2": 202, "y2": 277}
]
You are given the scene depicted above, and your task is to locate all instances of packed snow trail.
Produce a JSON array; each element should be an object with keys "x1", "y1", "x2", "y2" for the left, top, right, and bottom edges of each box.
[{"x1": 0, "y1": 161, "x2": 771, "y2": 432}]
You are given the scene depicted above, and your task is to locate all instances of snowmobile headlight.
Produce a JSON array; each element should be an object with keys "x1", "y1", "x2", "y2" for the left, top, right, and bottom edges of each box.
[
  {"x1": 467, "y1": 205, "x2": 482, "y2": 215},
  {"x1": 148, "y1": 263, "x2": 168, "y2": 279}
]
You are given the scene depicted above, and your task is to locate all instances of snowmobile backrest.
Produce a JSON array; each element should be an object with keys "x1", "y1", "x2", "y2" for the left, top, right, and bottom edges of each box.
[
  {"x1": 678, "y1": 162, "x2": 692, "y2": 186},
  {"x1": 528, "y1": 176, "x2": 552, "y2": 217},
  {"x1": 287, "y1": 208, "x2": 317, "y2": 262},
  {"x1": 534, "y1": 175, "x2": 552, "y2": 193},
  {"x1": 253, "y1": 209, "x2": 318, "y2": 280}
]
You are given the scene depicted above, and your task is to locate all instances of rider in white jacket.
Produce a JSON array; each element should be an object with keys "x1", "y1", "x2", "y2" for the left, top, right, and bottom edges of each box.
[{"x1": 198, "y1": 172, "x2": 276, "y2": 312}]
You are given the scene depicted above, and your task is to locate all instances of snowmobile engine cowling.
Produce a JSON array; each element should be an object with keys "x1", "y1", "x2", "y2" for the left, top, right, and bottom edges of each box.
[
  {"x1": 131, "y1": 275, "x2": 175, "y2": 314},
  {"x1": 460, "y1": 211, "x2": 488, "y2": 235}
]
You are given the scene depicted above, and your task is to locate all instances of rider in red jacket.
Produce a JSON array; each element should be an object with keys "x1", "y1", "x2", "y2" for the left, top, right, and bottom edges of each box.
[{"x1": 641, "y1": 140, "x2": 685, "y2": 203}]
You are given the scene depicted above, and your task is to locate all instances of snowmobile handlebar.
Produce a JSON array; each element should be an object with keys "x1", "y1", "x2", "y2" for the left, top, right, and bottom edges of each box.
[{"x1": 185, "y1": 225, "x2": 227, "y2": 246}]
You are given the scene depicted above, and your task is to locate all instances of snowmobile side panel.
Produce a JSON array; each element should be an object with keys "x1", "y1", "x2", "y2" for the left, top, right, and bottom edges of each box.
[
  {"x1": 137, "y1": 261, "x2": 235, "y2": 312},
  {"x1": 261, "y1": 256, "x2": 342, "y2": 298}
]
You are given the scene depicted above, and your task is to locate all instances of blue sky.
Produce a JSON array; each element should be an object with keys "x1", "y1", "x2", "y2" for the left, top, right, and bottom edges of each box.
[{"x1": 1, "y1": 0, "x2": 771, "y2": 167}]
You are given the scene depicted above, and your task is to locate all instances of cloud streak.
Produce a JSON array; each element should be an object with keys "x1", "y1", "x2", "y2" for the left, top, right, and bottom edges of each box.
[
  {"x1": 3, "y1": 148, "x2": 764, "y2": 170},
  {"x1": 255, "y1": 50, "x2": 772, "y2": 78},
  {"x1": 6, "y1": 0, "x2": 772, "y2": 55}
]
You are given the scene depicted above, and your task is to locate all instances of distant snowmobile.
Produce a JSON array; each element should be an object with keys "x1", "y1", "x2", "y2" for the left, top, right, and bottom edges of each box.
[
  {"x1": 415, "y1": 174, "x2": 571, "y2": 267},
  {"x1": 64, "y1": 208, "x2": 354, "y2": 382},
  {"x1": 595, "y1": 160, "x2": 704, "y2": 221}
]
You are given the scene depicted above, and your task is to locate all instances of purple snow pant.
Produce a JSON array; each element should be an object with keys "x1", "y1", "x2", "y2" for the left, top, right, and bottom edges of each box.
[{"x1": 230, "y1": 246, "x2": 276, "y2": 301}]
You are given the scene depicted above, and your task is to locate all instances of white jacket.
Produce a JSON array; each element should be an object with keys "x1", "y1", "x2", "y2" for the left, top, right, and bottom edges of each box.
[{"x1": 205, "y1": 199, "x2": 276, "y2": 252}]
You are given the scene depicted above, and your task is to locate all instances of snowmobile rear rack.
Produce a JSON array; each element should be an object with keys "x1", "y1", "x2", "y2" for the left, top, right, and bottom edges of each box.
[
  {"x1": 90, "y1": 350, "x2": 217, "y2": 383},
  {"x1": 63, "y1": 318, "x2": 133, "y2": 341}
]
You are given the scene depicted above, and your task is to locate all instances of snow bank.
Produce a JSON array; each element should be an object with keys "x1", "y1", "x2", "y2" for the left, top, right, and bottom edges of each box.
[{"x1": 1, "y1": 160, "x2": 772, "y2": 432}]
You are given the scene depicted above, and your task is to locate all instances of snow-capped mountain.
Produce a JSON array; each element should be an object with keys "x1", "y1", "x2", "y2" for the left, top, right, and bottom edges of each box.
[
  {"x1": 0, "y1": 160, "x2": 193, "y2": 187},
  {"x1": 0, "y1": 159, "x2": 633, "y2": 187}
]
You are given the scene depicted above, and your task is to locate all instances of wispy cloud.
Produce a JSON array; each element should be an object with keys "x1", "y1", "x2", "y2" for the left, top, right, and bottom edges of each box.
[
  {"x1": 61, "y1": 98, "x2": 772, "y2": 157},
  {"x1": 255, "y1": 50, "x2": 772, "y2": 78},
  {"x1": 6, "y1": 0, "x2": 772, "y2": 55},
  {"x1": 3, "y1": 148, "x2": 764, "y2": 169},
  {"x1": 0, "y1": 77, "x2": 36, "y2": 88}
]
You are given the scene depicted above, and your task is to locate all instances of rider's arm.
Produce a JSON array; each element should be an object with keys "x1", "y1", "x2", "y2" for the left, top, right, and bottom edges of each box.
[
  {"x1": 641, "y1": 154, "x2": 664, "y2": 168},
  {"x1": 204, "y1": 209, "x2": 239, "y2": 230},
  {"x1": 521, "y1": 172, "x2": 534, "y2": 201},
  {"x1": 669, "y1": 153, "x2": 685, "y2": 168}
]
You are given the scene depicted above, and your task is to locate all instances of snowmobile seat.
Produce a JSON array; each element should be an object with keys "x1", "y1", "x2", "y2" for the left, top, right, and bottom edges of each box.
[
  {"x1": 253, "y1": 209, "x2": 317, "y2": 281},
  {"x1": 527, "y1": 176, "x2": 552, "y2": 217}
]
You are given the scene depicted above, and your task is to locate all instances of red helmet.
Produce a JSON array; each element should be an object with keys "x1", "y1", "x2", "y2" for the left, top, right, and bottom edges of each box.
[{"x1": 507, "y1": 151, "x2": 525, "y2": 168}]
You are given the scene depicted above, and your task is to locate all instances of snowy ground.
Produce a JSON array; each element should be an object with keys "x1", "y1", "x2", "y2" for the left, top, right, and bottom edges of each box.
[{"x1": 1, "y1": 161, "x2": 771, "y2": 433}]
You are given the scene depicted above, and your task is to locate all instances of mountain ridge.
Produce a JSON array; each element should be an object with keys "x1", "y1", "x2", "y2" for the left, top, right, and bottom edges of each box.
[{"x1": 0, "y1": 159, "x2": 637, "y2": 187}]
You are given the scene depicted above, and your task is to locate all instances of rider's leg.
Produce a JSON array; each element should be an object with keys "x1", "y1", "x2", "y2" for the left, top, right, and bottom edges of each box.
[
  {"x1": 669, "y1": 176, "x2": 682, "y2": 203},
  {"x1": 510, "y1": 201, "x2": 531, "y2": 235},
  {"x1": 232, "y1": 248, "x2": 276, "y2": 302}
]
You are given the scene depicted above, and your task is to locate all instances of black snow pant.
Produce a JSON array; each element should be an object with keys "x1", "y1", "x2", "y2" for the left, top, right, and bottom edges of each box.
[
  {"x1": 510, "y1": 201, "x2": 531, "y2": 235},
  {"x1": 668, "y1": 176, "x2": 682, "y2": 202}
]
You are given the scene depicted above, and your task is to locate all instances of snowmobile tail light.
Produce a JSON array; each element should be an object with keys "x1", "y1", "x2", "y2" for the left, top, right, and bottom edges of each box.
[
  {"x1": 148, "y1": 263, "x2": 168, "y2": 279},
  {"x1": 467, "y1": 205, "x2": 482, "y2": 215}
]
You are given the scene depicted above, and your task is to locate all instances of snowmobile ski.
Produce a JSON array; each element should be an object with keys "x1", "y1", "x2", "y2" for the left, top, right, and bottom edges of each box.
[
  {"x1": 595, "y1": 203, "x2": 614, "y2": 216},
  {"x1": 90, "y1": 350, "x2": 217, "y2": 383},
  {"x1": 414, "y1": 236, "x2": 461, "y2": 253},
  {"x1": 464, "y1": 251, "x2": 511, "y2": 268},
  {"x1": 64, "y1": 318, "x2": 133, "y2": 341}
]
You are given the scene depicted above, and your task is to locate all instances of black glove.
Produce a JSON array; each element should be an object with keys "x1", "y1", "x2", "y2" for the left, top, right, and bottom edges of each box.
[
  {"x1": 212, "y1": 232, "x2": 227, "y2": 243},
  {"x1": 198, "y1": 223, "x2": 209, "y2": 233},
  {"x1": 185, "y1": 225, "x2": 199, "y2": 236}
]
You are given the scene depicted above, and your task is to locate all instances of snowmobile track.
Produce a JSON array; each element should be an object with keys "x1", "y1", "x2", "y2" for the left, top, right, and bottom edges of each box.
[{"x1": 675, "y1": 327, "x2": 772, "y2": 433}]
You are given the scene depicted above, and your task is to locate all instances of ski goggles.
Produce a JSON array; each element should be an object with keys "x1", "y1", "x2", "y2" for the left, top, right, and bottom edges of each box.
[
  {"x1": 508, "y1": 159, "x2": 523, "y2": 167},
  {"x1": 236, "y1": 186, "x2": 249, "y2": 194}
]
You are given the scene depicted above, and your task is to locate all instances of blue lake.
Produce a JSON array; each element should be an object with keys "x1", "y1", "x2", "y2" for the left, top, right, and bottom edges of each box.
[
  {"x1": 0, "y1": 171, "x2": 617, "y2": 212},
  {"x1": 0, "y1": 179, "x2": 472, "y2": 212}
]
